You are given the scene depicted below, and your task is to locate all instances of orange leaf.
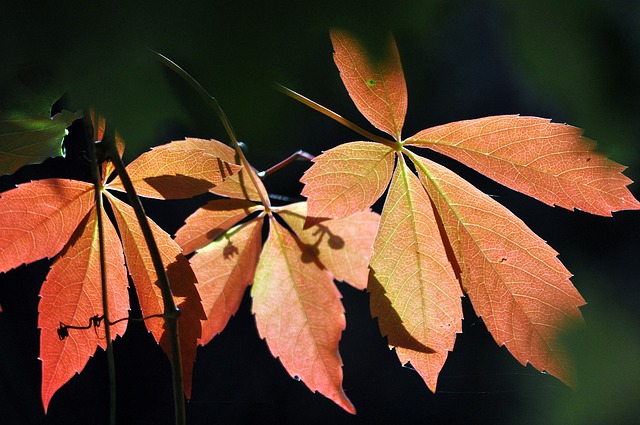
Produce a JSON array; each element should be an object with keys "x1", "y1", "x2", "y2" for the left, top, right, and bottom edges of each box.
[
  {"x1": 162, "y1": 138, "x2": 267, "y2": 202},
  {"x1": 369, "y1": 156, "x2": 462, "y2": 391},
  {"x1": 413, "y1": 153, "x2": 585, "y2": 383},
  {"x1": 251, "y1": 217, "x2": 355, "y2": 413},
  {"x1": 277, "y1": 201, "x2": 379, "y2": 290},
  {"x1": 0, "y1": 178, "x2": 95, "y2": 273},
  {"x1": 39, "y1": 206, "x2": 129, "y2": 411},
  {"x1": 407, "y1": 115, "x2": 640, "y2": 216},
  {"x1": 175, "y1": 198, "x2": 261, "y2": 255},
  {"x1": 300, "y1": 141, "x2": 395, "y2": 226},
  {"x1": 330, "y1": 29, "x2": 408, "y2": 140},
  {"x1": 106, "y1": 193, "x2": 205, "y2": 397},
  {"x1": 107, "y1": 141, "x2": 242, "y2": 199},
  {"x1": 190, "y1": 219, "x2": 263, "y2": 345}
]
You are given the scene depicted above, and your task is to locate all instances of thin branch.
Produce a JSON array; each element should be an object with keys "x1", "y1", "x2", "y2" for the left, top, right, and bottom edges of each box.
[
  {"x1": 102, "y1": 127, "x2": 186, "y2": 425},
  {"x1": 275, "y1": 84, "x2": 396, "y2": 148},
  {"x1": 154, "y1": 50, "x2": 272, "y2": 210},
  {"x1": 86, "y1": 115, "x2": 117, "y2": 425},
  {"x1": 258, "y1": 150, "x2": 315, "y2": 178}
]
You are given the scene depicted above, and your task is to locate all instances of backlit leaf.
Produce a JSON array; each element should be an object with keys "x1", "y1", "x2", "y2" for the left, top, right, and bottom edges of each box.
[
  {"x1": 277, "y1": 201, "x2": 379, "y2": 289},
  {"x1": 106, "y1": 194, "x2": 204, "y2": 397},
  {"x1": 407, "y1": 115, "x2": 640, "y2": 216},
  {"x1": 300, "y1": 141, "x2": 395, "y2": 226},
  {"x1": 330, "y1": 29, "x2": 407, "y2": 140},
  {"x1": 414, "y1": 154, "x2": 585, "y2": 383},
  {"x1": 190, "y1": 218, "x2": 263, "y2": 345},
  {"x1": 251, "y1": 217, "x2": 355, "y2": 413},
  {"x1": 175, "y1": 198, "x2": 261, "y2": 255},
  {"x1": 39, "y1": 207, "x2": 129, "y2": 411},
  {"x1": 163, "y1": 138, "x2": 266, "y2": 202},
  {"x1": 0, "y1": 178, "x2": 95, "y2": 273},
  {"x1": 107, "y1": 141, "x2": 242, "y2": 199},
  {"x1": 369, "y1": 156, "x2": 462, "y2": 391}
]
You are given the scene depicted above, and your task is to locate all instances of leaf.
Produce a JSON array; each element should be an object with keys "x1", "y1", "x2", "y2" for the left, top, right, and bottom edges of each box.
[
  {"x1": 413, "y1": 153, "x2": 585, "y2": 383},
  {"x1": 330, "y1": 29, "x2": 407, "y2": 140},
  {"x1": 0, "y1": 110, "x2": 82, "y2": 176},
  {"x1": 277, "y1": 201, "x2": 380, "y2": 290},
  {"x1": 162, "y1": 138, "x2": 266, "y2": 201},
  {"x1": 89, "y1": 110, "x2": 125, "y2": 181},
  {"x1": 407, "y1": 115, "x2": 640, "y2": 216},
  {"x1": 175, "y1": 198, "x2": 260, "y2": 255},
  {"x1": 107, "y1": 140, "x2": 242, "y2": 199},
  {"x1": 368, "y1": 156, "x2": 462, "y2": 391},
  {"x1": 300, "y1": 141, "x2": 395, "y2": 226},
  {"x1": 106, "y1": 194, "x2": 205, "y2": 397},
  {"x1": 0, "y1": 178, "x2": 95, "y2": 273},
  {"x1": 251, "y1": 217, "x2": 355, "y2": 414},
  {"x1": 190, "y1": 219, "x2": 263, "y2": 345},
  {"x1": 39, "y1": 207, "x2": 129, "y2": 411}
]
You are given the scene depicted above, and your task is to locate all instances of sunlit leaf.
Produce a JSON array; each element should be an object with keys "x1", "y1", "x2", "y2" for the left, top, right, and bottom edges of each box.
[
  {"x1": 175, "y1": 198, "x2": 261, "y2": 255},
  {"x1": 414, "y1": 153, "x2": 585, "y2": 383},
  {"x1": 369, "y1": 156, "x2": 462, "y2": 391},
  {"x1": 0, "y1": 179, "x2": 95, "y2": 273},
  {"x1": 190, "y1": 218, "x2": 263, "y2": 345},
  {"x1": 107, "y1": 141, "x2": 242, "y2": 199},
  {"x1": 277, "y1": 201, "x2": 379, "y2": 289},
  {"x1": 330, "y1": 28, "x2": 407, "y2": 140},
  {"x1": 301, "y1": 141, "x2": 395, "y2": 226},
  {"x1": 407, "y1": 115, "x2": 640, "y2": 216},
  {"x1": 251, "y1": 217, "x2": 355, "y2": 413},
  {"x1": 39, "y1": 207, "x2": 129, "y2": 411}
]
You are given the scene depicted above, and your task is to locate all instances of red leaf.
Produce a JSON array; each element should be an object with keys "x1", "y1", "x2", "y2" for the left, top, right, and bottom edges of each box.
[
  {"x1": 175, "y1": 198, "x2": 260, "y2": 255},
  {"x1": 300, "y1": 141, "x2": 395, "y2": 225},
  {"x1": 160, "y1": 138, "x2": 267, "y2": 202},
  {"x1": 407, "y1": 115, "x2": 640, "y2": 216},
  {"x1": 277, "y1": 201, "x2": 379, "y2": 290},
  {"x1": 414, "y1": 154, "x2": 585, "y2": 383},
  {"x1": 330, "y1": 29, "x2": 408, "y2": 140},
  {"x1": 190, "y1": 218, "x2": 263, "y2": 345},
  {"x1": 107, "y1": 141, "x2": 242, "y2": 199},
  {"x1": 251, "y1": 217, "x2": 355, "y2": 413},
  {"x1": 369, "y1": 156, "x2": 462, "y2": 391},
  {"x1": 0, "y1": 179, "x2": 95, "y2": 273},
  {"x1": 39, "y1": 206, "x2": 129, "y2": 411},
  {"x1": 106, "y1": 193, "x2": 205, "y2": 397}
]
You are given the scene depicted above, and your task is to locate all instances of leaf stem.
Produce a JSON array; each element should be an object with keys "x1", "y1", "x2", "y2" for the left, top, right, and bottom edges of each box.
[
  {"x1": 257, "y1": 150, "x2": 315, "y2": 178},
  {"x1": 86, "y1": 115, "x2": 117, "y2": 425},
  {"x1": 275, "y1": 84, "x2": 396, "y2": 148},
  {"x1": 154, "y1": 51, "x2": 272, "y2": 210},
  {"x1": 103, "y1": 128, "x2": 186, "y2": 425}
]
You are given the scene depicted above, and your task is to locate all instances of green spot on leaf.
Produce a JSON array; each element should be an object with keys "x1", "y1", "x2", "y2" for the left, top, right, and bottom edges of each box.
[{"x1": 366, "y1": 79, "x2": 377, "y2": 87}]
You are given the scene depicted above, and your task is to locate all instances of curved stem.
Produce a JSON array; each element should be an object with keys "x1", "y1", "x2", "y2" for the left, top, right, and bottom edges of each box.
[
  {"x1": 86, "y1": 116, "x2": 117, "y2": 425},
  {"x1": 103, "y1": 130, "x2": 186, "y2": 425},
  {"x1": 154, "y1": 51, "x2": 272, "y2": 210},
  {"x1": 275, "y1": 84, "x2": 396, "y2": 148}
]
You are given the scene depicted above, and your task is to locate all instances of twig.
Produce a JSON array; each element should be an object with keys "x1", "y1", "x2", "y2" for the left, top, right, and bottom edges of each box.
[{"x1": 102, "y1": 126, "x2": 186, "y2": 425}]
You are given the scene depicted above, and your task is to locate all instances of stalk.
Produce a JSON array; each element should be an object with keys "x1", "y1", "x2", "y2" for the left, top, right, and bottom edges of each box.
[
  {"x1": 155, "y1": 51, "x2": 272, "y2": 210},
  {"x1": 275, "y1": 84, "x2": 396, "y2": 148},
  {"x1": 86, "y1": 116, "x2": 117, "y2": 425},
  {"x1": 102, "y1": 129, "x2": 186, "y2": 425}
]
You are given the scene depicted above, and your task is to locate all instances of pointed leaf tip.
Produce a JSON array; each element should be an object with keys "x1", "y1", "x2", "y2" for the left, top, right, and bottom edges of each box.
[
  {"x1": 413, "y1": 153, "x2": 585, "y2": 384},
  {"x1": 407, "y1": 115, "x2": 640, "y2": 216},
  {"x1": 369, "y1": 157, "x2": 462, "y2": 390},
  {"x1": 330, "y1": 29, "x2": 407, "y2": 140},
  {"x1": 252, "y1": 217, "x2": 355, "y2": 413}
]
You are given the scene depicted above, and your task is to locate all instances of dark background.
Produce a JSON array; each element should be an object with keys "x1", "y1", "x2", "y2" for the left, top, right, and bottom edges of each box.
[{"x1": 1, "y1": 1, "x2": 639, "y2": 424}]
